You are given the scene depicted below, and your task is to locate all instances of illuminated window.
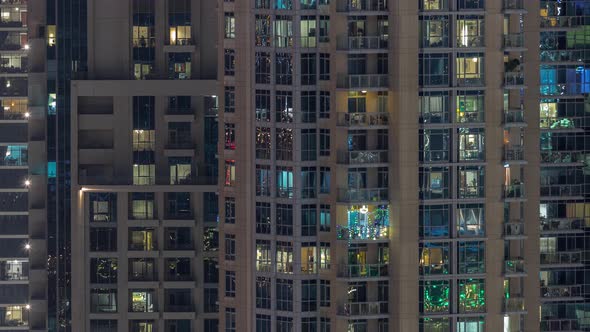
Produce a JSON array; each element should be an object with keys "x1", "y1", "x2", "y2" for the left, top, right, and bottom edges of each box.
[
  {"x1": 255, "y1": 15, "x2": 271, "y2": 46},
  {"x1": 320, "y1": 242, "x2": 330, "y2": 270},
  {"x1": 224, "y1": 160, "x2": 236, "y2": 186},
  {"x1": 456, "y1": 53, "x2": 484, "y2": 86},
  {"x1": 300, "y1": 16, "x2": 316, "y2": 48},
  {"x1": 130, "y1": 192, "x2": 155, "y2": 220},
  {"x1": 224, "y1": 12, "x2": 235, "y2": 39},
  {"x1": 458, "y1": 279, "x2": 485, "y2": 313},
  {"x1": 256, "y1": 240, "x2": 271, "y2": 272},
  {"x1": 129, "y1": 289, "x2": 155, "y2": 312},
  {"x1": 274, "y1": 15, "x2": 293, "y2": 47},
  {"x1": 128, "y1": 228, "x2": 156, "y2": 251},
  {"x1": 456, "y1": 91, "x2": 484, "y2": 123},
  {"x1": 458, "y1": 166, "x2": 485, "y2": 199},
  {"x1": 133, "y1": 164, "x2": 155, "y2": 185},
  {"x1": 420, "y1": 15, "x2": 449, "y2": 48},
  {"x1": 276, "y1": 241, "x2": 293, "y2": 273},
  {"x1": 420, "y1": 0, "x2": 447, "y2": 10},
  {"x1": 458, "y1": 128, "x2": 485, "y2": 161},
  {"x1": 457, "y1": 204, "x2": 485, "y2": 237},
  {"x1": 170, "y1": 25, "x2": 192, "y2": 45},
  {"x1": 420, "y1": 280, "x2": 450, "y2": 314},
  {"x1": 456, "y1": 16, "x2": 484, "y2": 47},
  {"x1": 224, "y1": 123, "x2": 236, "y2": 150},
  {"x1": 276, "y1": 166, "x2": 294, "y2": 198},
  {"x1": 89, "y1": 193, "x2": 116, "y2": 222},
  {"x1": 301, "y1": 242, "x2": 317, "y2": 274},
  {"x1": 419, "y1": 242, "x2": 450, "y2": 275}
]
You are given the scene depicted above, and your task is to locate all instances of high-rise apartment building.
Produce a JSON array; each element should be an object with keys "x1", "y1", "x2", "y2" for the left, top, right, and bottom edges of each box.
[
  {"x1": 23, "y1": 0, "x2": 590, "y2": 331},
  {"x1": 0, "y1": 0, "x2": 30, "y2": 330}
]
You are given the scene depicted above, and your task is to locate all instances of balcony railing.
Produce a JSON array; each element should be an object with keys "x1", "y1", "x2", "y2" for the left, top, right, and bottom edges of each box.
[
  {"x1": 503, "y1": 0, "x2": 524, "y2": 11},
  {"x1": 164, "y1": 242, "x2": 194, "y2": 251},
  {"x1": 337, "y1": 36, "x2": 388, "y2": 51},
  {"x1": 503, "y1": 34, "x2": 525, "y2": 49},
  {"x1": 504, "y1": 109, "x2": 525, "y2": 124},
  {"x1": 541, "y1": 151, "x2": 584, "y2": 164},
  {"x1": 78, "y1": 175, "x2": 217, "y2": 186},
  {"x1": 164, "y1": 304, "x2": 193, "y2": 312},
  {"x1": 540, "y1": 184, "x2": 584, "y2": 197},
  {"x1": 165, "y1": 140, "x2": 196, "y2": 150},
  {"x1": 503, "y1": 297, "x2": 525, "y2": 313},
  {"x1": 336, "y1": 0, "x2": 387, "y2": 12},
  {"x1": 337, "y1": 74, "x2": 388, "y2": 89},
  {"x1": 337, "y1": 188, "x2": 388, "y2": 203},
  {"x1": 336, "y1": 112, "x2": 389, "y2": 127},
  {"x1": 336, "y1": 225, "x2": 389, "y2": 241},
  {"x1": 541, "y1": 319, "x2": 581, "y2": 331},
  {"x1": 504, "y1": 71, "x2": 525, "y2": 87},
  {"x1": 337, "y1": 301, "x2": 388, "y2": 317},
  {"x1": 541, "y1": 16, "x2": 583, "y2": 29},
  {"x1": 504, "y1": 221, "x2": 525, "y2": 237},
  {"x1": 337, "y1": 263, "x2": 388, "y2": 279},
  {"x1": 541, "y1": 285, "x2": 582, "y2": 299},
  {"x1": 166, "y1": 107, "x2": 194, "y2": 115},
  {"x1": 504, "y1": 183, "x2": 525, "y2": 199},
  {"x1": 504, "y1": 259, "x2": 525, "y2": 275},
  {"x1": 504, "y1": 145, "x2": 525, "y2": 162},
  {"x1": 540, "y1": 251, "x2": 582, "y2": 266},
  {"x1": 540, "y1": 218, "x2": 584, "y2": 233},
  {"x1": 337, "y1": 150, "x2": 388, "y2": 165}
]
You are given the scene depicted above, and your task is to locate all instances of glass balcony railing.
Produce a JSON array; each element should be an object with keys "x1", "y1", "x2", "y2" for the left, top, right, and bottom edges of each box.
[
  {"x1": 503, "y1": 183, "x2": 525, "y2": 199},
  {"x1": 541, "y1": 319, "x2": 581, "y2": 331},
  {"x1": 337, "y1": 263, "x2": 388, "y2": 279},
  {"x1": 540, "y1": 184, "x2": 583, "y2": 197},
  {"x1": 337, "y1": 36, "x2": 388, "y2": 51},
  {"x1": 504, "y1": 259, "x2": 525, "y2": 275},
  {"x1": 337, "y1": 301, "x2": 388, "y2": 317},
  {"x1": 337, "y1": 188, "x2": 388, "y2": 203},
  {"x1": 336, "y1": 112, "x2": 389, "y2": 127},
  {"x1": 337, "y1": 74, "x2": 389, "y2": 89},
  {"x1": 503, "y1": 297, "x2": 525, "y2": 313},
  {"x1": 336, "y1": 0, "x2": 387, "y2": 12},
  {"x1": 504, "y1": 221, "x2": 525, "y2": 237},
  {"x1": 503, "y1": 34, "x2": 525, "y2": 49},
  {"x1": 337, "y1": 150, "x2": 388, "y2": 165},
  {"x1": 336, "y1": 225, "x2": 389, "y2": 241},
  {"x1": 541, "y1": 151, "x2": 584, "y2": 164},
  {"x1": 504, "y1": 71, "x2": 525, "y2": 87},
  {"x1": 540, "y1": 251, "x2": 582, "y2": 266},
  {"x1": 504, "y1": 109, "x2": 525, "y2": 124},
  {"x1": 541, "y1": 285, "x2": 582, "y2": 299},
  {"x1": 540, "y1": 218, "x2": 583, "y2": 233},
  {"x1": 503, "y1": 0, "x2": 524, "y2": 11}
]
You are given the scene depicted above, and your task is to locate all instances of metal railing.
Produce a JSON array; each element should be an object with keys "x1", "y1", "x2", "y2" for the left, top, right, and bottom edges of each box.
[
  {"x1": 504, "y1": 145, "x2": 525, "y2": 162},
  {"x1": 337, "y1": 74, "x2": 389, "y2": 89},
  {"x1": 337, "y1": 263, "x2": 388, "y2": 279},
  {"x1": 541, "y1": 285, "x2": 582, "y2": 298},
  {"x1": 540, "y1": 184, "x2": 584, "y2": 197},
  {"x1": 337, "y1": 150, "x2": 388, "y2": 165},
  {"x1": 540, "y1": 218, "x2": 584, "y2": 233},
  {"x1": 540, "y1": 251, "x2": 582, "y2": 265},
  {"x1": 337, "y1": 36, "x2": 388, "y2": 50},
  {"x1": 504, "y1": 259, "x2": 525, "y2": 274},
  {"x1": 503, "y1": 297, "x2": 525, "y2": 312},
  {"x1": 337, "y1": 188, "x2": 388, "y2": 203},
  {"x1": 337, "y1": 112, "x2": 389, "y2": 127},
  {"x1": 503, "y1": 34, "x2": 525, "y2": 48},
  {"x1": 504, "y1": 221, "x2": 525, "y2": 237},
  {"x1": 78, "y1": 175, "x2": 217, "y2": 186},
  {"x1": 337, "y1": 301, "x2": 388, "y2": 317}
]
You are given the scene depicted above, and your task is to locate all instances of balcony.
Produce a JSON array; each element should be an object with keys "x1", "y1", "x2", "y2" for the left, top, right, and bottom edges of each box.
[
  {"x1": 503, "y1": 145, "x2": 526, "y2": 164},
  {"x1": 503, "y1": 0, "x2": 526, "y2": 13},
  {"x1": 541, "y1": 319, "x2": 582, "y2": 332},
  {"x1": 503, "y1": 34, "x2": 526, "y2": 50},
  {"x1": 337, "y1": 263, "x2": 388, "y2": 280},
  {"x1": 504, "y1": 71, "x2": 525, "y2": 88},
  {"x1": 164, "y1": 304, "x2": 194, "y2": 312},
  {"x1": 541, "y1": 285, "x2": 583, "y2": 301},
  {"x1": 337, "y1": 74, "x2": 388, "y2": 90},
  {"x1": 337, "y1": 188, "x2": 388, "y2": 203},
  {"x1": 337, "y1": 36, "x2": 388, "y2": 52},
  {"x1": 504, "y1": 109, "x2": 526, "y2": 127},
  {"x1": 336, "y1": 225, "x2": 389, "y2": 242},
  {"x1": 541, "y1": 16, "x2": 583, "y2": 30},
  {"x1": 503, "y1": 297, "x2": 526, "y2": 314},
  {"x1": 336, "y1": 112, "x2": 389, "y2": 128},
  {"x1": 504, "y1": 259, "x2": 526, "y2": 276},
  {"x1": 503, "y1": 183, "x2": 525, "y2": 200},
  {"x1": 540, "y1": 251, "x2": 583, "y2": 267},
  {"x1": 78, "y1": 175, "x2": 217, "y2": 186},
  {"x1": 540, "y1": 184, "x2": 583, "y2": 199},
  {"x1": 336, "y1": 301, "x2": 388, "y2": 318},
  {"x1": 504, "y1": 221, "x2": 525, "y2": 239},
  {"x1": 337, "y1": 150, "x2": 388, "y2": 166},
  {"x1": 336, "y1": 0, "x2": 387, "y2": 14},
  {"x1": 541, "y1": 151, "x2": 585, "y2": 165},
  {"x1": 540, "y1": 218, "x2": 584, "y2": 234}
]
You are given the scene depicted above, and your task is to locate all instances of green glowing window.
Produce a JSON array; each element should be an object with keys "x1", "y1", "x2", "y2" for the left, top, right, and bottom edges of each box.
[
  {"x1": 457, "y1": 317, "x2": 485, "y2": 332},
  {"x1": 420, "y1": 317, "x2": 450, "y2": 332},
  {"x1": 458, "y1": 279, "x2": 485, "y2": 313},
  {"x1": 420, "y1": 280, "x2": 450, "y2": 314}
]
